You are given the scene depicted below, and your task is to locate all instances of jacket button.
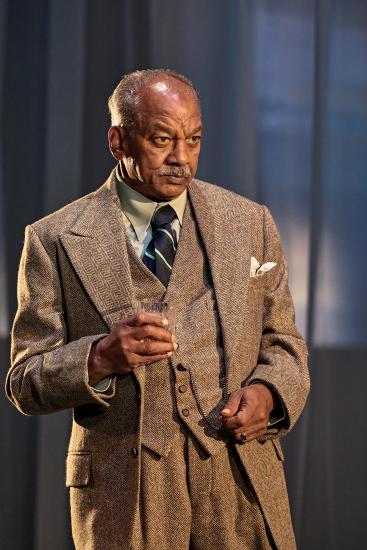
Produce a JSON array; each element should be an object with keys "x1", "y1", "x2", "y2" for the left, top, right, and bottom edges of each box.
[
  {"x1": 176, "y1": 363, "x2": 187, "y2": 371},
  {"x1": 182, "y1": 408, "x2": 190, "y2": 417},
  {"x1": 131, "y1": 447, "x2": 139, "y2": 458},
  {"x1": 178, "y1": 384, "x2": 187, "y2": 393}
]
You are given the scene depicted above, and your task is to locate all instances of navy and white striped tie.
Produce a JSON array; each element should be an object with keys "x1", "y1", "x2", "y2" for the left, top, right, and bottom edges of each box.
[{"x1": 143, "y1": 205, "x2": 178, "y2": 287}]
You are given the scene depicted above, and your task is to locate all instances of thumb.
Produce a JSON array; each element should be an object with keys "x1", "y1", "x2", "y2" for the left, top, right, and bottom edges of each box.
[{"x1": 220, "y1": 391, "x2": 242, "y2": 417}]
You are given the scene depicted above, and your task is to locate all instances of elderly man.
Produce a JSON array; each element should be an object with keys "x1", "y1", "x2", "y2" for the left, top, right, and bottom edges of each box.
[{"x1": 7, "y1": 69, "x2": 309, "y2": 550}]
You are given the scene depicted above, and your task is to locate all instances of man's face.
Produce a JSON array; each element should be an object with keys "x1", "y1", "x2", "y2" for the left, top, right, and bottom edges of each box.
[{"x1": 110, "y1": 78, "x2": 202, "y2": 201}]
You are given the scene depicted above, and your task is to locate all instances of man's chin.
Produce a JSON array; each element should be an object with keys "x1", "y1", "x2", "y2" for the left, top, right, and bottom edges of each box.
[
  {"x1": 162, "y1": 175, "x2": 190, "y2": 185},
  {"x1": 152, "y1": 177, "x2": 192, "y2": 200}
]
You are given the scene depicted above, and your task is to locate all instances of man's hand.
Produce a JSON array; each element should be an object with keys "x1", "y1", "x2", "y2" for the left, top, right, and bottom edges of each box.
[
  {"x1": 88, "y1": 312, "x2": 177, "y2": 385},
  {"x1": 220, "y1": 384, "x2": 275, "y2": 443}
]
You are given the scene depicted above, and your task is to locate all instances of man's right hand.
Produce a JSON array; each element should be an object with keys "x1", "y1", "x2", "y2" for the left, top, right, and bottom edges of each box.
[{"x1": 87, "y1": 312, "x2": 177, "y2": 385}]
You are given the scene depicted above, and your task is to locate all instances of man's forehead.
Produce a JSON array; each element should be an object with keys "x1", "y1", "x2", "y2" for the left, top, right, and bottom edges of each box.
[{"x1": 136, "y1": 77, "x2": 200, "y2": 120}]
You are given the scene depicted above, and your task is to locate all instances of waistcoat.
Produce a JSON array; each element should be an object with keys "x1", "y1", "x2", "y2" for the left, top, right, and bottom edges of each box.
[{"x1": 126, "y1": 198, "x2": 228, "y2": 457}]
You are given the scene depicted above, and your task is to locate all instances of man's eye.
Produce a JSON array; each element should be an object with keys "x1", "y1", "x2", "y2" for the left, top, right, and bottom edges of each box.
[
  {"x1": 152, "y1": 136, "x2": 171, "y2": 145},
  {"x1": 187, "y1": 136, "x2": 201, "y2": 145}
]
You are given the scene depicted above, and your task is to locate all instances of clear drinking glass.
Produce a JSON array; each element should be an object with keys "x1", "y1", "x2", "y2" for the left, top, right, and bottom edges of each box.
[{"x1": 131, "y1": 300, "x2": 176, "y2": 336}]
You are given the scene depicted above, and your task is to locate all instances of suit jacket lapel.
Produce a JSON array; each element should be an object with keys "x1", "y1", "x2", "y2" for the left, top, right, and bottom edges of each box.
[
  {"x1": 59, "y1": 172, "x2": 135, "y2": 331},
  {"x1": 188, "y1": 180, "x2": 252, "y2": 380}
]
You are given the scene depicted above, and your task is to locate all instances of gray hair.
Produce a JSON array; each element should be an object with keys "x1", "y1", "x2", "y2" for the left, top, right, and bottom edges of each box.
[{"x1": 108, "y1": 68, "x2": 200, "y2": 131}]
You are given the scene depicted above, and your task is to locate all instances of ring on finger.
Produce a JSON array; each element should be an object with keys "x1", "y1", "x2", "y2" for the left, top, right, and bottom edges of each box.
[{"x1": 239, "y1": 431, "x2": 247, "y2": 442}]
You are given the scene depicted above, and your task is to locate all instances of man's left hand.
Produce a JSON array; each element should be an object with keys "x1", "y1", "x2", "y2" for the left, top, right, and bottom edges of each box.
[{"x1": 220, "y1": 384, "x2": 275, "y2": 443}]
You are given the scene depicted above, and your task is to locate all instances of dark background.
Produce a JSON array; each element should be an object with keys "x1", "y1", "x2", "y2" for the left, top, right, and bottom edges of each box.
[{"x1": 1, "y1": 1, "x2": 366, "y2": 549}]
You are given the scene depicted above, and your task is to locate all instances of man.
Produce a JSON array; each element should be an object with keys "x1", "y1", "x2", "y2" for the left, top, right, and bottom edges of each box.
[{"x1": 7, "y1": 69, "x2": 309, "y2": 549}]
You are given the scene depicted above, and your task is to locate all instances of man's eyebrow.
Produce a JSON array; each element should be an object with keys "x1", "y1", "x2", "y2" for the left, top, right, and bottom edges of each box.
[
  {"x1": 147, "y1": 123, "x2": 203, "y2": 134},
  {"x1": 148, "y1": 122, "x2": 173, "y2": 133}
]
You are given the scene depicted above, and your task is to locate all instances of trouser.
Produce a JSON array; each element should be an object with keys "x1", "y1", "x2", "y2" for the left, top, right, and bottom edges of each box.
[{"x1": 131, "y1": 426, "x2": 274, "y2": 550}]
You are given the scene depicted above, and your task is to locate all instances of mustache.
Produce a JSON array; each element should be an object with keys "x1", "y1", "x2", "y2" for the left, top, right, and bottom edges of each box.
[{"x1": 157, "y1": 166, "x2": 191, "y2": 178}]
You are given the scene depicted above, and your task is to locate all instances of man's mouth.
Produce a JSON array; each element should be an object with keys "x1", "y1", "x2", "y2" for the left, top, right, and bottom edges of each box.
[{"x1": 157, "y1": 167, "x2": 191, "y2": 179}]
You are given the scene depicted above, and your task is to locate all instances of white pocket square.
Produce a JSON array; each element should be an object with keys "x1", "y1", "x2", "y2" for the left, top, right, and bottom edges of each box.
[{"x1": 250, "y1": 256, "x2": 277, "y2": 278}]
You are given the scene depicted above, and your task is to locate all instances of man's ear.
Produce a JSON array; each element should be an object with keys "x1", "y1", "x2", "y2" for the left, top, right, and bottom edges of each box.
[{"x1": 108, "y1": 126, "x2": 130, "y2": 160}]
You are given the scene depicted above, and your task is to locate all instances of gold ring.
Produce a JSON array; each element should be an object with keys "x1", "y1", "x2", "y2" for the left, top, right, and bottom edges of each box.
[{"x1": 240, "y1": 432, "x2": 247, "y2": 442}]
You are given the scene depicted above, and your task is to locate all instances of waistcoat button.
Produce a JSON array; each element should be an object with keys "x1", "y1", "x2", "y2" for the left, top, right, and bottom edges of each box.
[
  {"x1": 178, "y1": 384, "x2": 188, "y2": 393},
  {"x1": 176, "y1": 363, "x2": 187, "y2": 371},
  {"x1": 182, "y1": 408, "x2": 190, "y2": 417},
  {"x1": 131, "y1": 447, "x2": 139, "y2": 458}
]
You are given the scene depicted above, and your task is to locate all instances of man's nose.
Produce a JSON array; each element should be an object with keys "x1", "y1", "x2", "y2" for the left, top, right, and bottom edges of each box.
[{"x1": 167, "y1": 139, "x2": 189, "y2": 165}]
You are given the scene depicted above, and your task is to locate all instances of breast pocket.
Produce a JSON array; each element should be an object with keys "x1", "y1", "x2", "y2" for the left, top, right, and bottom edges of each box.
[
  {"x1": 66, "y1": 452, "x2": 92, "y2": 487},
  {"x1": 248, "y1": 280, "x2": 265, "y2": 299}
]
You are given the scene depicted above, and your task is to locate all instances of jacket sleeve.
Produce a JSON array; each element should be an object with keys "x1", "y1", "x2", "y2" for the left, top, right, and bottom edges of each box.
[
  {"x1": 6, "y1": 224, "x2": 115, "y2": 415},
  {"x1": 246, "y1": 206, "x2": 310, "y2": 435}
]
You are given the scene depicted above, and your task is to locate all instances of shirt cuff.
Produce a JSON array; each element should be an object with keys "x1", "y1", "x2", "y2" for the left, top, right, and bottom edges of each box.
[
  {"x1": 92, "y1": 376, "x2": 113, "y2": 393},
  {"x1": 268, "y1": 404, "x2": 286, "y2": 427}
]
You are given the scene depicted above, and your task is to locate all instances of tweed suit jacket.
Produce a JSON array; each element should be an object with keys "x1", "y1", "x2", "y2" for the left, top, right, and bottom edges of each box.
[{"x1": 7, "y1": 171, "x2": 309, "y2": 550}]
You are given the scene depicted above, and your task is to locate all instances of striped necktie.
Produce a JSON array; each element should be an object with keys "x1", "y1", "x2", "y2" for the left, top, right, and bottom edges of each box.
[{"x1": 143, "y1": 204, "x2": 178, "y2": 287}]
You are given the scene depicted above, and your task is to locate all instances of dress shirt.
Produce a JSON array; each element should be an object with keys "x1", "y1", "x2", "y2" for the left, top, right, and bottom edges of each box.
[{"x1": 115, "y1": 168, "x2": 187, "y2": 259}]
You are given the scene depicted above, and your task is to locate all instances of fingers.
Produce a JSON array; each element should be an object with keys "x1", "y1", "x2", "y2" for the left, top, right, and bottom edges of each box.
[
  {"x1": 234, "y1": 425, "x2": 268, "y2": 444},
  {"x1": 234, "y1": 419, "x2": 268, "y2": 441},
  {"x1": 221, "y1": 408, "x2": 254, "y2": 430},
  {"x1": 131, "y1": 339, "x2": 177, "y2": 357},
  {"x1": 115, "y1": 313, "x2": 177, "y2": 357},
  {"x1": 220, "y1": 387, "x2": 270, "y2": 444},
  {"x1": 220, "y1": 389, "x2": 242, "y2": 418},
  {"x1": 226, "y1": 413, "x2": 268, "y2": 444},
  {"x1": 133, "y1": 324, "x2": 174, "y2": 344},
  {"x1": 126, "y1": 312, "x2": 169, "y2": 329},
  {"x1": 91, "y1": 314, "x2": 178, "y2": 377},
  {"x1": 127, "y1": 319, "x2": 177, "y2": 357}
]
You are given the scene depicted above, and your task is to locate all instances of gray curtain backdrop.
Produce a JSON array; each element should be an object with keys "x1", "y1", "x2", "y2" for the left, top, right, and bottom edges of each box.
[{"x1": 1, "y1": 1, "x2": 366, "y2": 549}]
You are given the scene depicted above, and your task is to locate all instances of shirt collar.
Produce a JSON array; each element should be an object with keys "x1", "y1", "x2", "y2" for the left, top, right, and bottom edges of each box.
[{"x1": 115, "y1": 164, "x2": 187, "y2": 242}]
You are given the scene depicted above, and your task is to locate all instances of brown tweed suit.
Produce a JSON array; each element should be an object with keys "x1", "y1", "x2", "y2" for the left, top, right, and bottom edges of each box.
[{"x1": 7, "y1": 171, "x2": 309, "y2": 549}]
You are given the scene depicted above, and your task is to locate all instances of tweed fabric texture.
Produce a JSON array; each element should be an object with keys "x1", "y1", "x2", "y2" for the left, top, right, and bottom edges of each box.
[
  {"x1": 7, "y1": 170, "x2": 309, "y2": 550},
  {"x1": 127, "y1": 198, "x2": 227, "y2": 457},
  {"x1": 164, "y1": 197, "x2": 227, "y2": 447},
  {"x1": 124, "y1": 225, "x2": 176, "y2": 456},
  {"x1": 132, "y1": 426, "x2": 273, "y2": 550}
]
